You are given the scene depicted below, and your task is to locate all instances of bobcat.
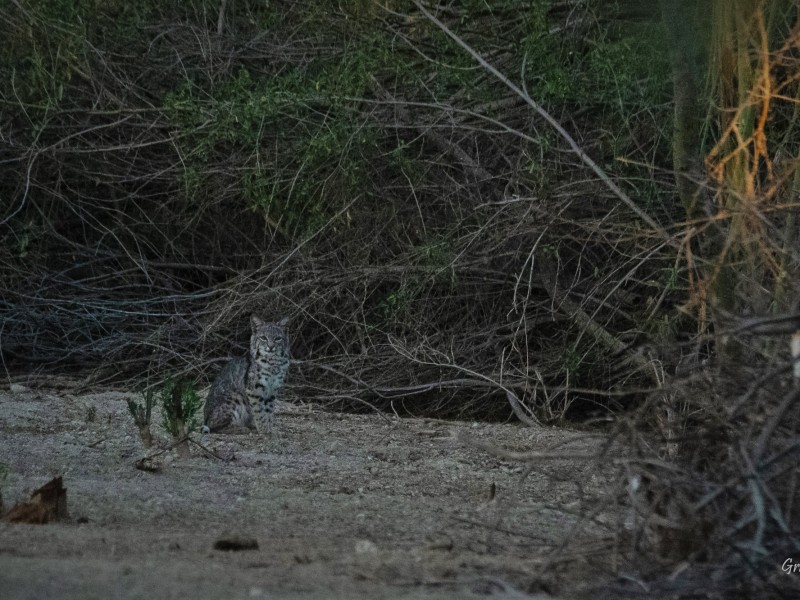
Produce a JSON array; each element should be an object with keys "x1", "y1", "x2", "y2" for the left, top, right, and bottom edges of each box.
[{"x1": 203, "y1": 315, "x2": 290, "y2": 434}]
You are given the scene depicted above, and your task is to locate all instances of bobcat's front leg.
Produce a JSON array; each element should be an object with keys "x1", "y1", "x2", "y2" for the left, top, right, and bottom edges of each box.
[{"x1": 250, "y1": 395, "x2": 275, "y2": 435}]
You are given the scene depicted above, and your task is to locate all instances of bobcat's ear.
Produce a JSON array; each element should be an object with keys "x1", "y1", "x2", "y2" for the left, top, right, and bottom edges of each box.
[
  {"x1": 251, "y1": 314, "x2": 264, "y2": 330},
  {"x1": 278, "y1": 316, "x2": 289, "y2": 329}
]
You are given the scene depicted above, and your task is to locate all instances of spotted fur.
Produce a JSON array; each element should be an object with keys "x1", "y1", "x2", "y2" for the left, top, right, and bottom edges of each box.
[{"x1": 203, "y1": 315, "x2": 290, "y2": 434}]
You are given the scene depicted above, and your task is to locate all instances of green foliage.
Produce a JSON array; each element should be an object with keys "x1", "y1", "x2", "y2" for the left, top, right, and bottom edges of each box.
[
  {"x1": 646, "y1": 313, "x2": 679, "y2": 343},
  {"x1": 381, "y1": 287, "x2": 412, "y2": 320},
  {"x1": 418, "y1": 237, "x2": 457, "y2": 288},
  {"x1": 164, "y1": 46, "x2": 381, "y2": 233},
  {"x1": 380, "y1": 236, "x2": 457, "y2": 322},
  {"x1": 560, "y1": 348, "x2": 583, "y2": 376},
  {"x1": 128, "y1": 388, "x2": 159, "y2": 447},
  {"x1": 159, "y1": 379, "x2": 203, "y2": 437},
  {"x1": 152, "y1": 0, "x2": 672, "y2": 238},
  {"x1": 516, "y1": 1, "x2": 671, "y2": 170},
  {"x1": 587, "y1": 33, "x2": 670, "y2": 107},
  {"x1": 1, "y1": 0, "x2": 166, "y2": 140},
  {"x1": 2, "y1": 219, "x2": 39, "y2": 259},
  {"x1": 389, "y1": 142, "x2": 414, "y2": 173},
  {"x1": 520, "y1": 3, "x2": 574, "y2": 102},
  {"x1": 520, "y1": 2, "x2": 672, "y2": 110},
  {"x1": 127, "y1": 390, "x2": 156, "y2": 428},
  {"x1": 660, "y1": 265, "x2": 680, "y2": 291},
  {"x1": 1, "y1": 0, "x2": 88, "y2": 115}
]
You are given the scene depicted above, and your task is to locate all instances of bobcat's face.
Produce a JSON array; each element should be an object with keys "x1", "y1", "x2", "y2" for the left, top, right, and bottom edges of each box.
[{"x1": 250, "y1": 315, "x2": 289, "y2": 359}]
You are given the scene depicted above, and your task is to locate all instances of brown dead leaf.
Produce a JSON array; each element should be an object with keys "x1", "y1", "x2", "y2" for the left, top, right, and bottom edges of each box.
[
  {"x1": 5, "y1": 476, "x2": 68, "y2": 524},
  {"x1": 135, "y1": 456, "x2": 162, "y2": 473},
  {"x1": 6, "y1": 501, "x2": 50, "y2": 524}
]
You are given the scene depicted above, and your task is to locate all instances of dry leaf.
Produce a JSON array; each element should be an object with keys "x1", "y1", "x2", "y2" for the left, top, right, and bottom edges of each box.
[{"x1": 5, "y1": 476, "x2": 68, "y2": 524}]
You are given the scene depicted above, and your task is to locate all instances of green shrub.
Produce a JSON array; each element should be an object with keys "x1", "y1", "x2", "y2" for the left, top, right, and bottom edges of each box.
[{"x1": 159, "y1": 379, "x2": 203, "y2": 437}]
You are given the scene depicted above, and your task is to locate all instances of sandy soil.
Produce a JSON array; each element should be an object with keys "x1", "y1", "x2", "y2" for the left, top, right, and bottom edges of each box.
[{"x1": 0, "y1": 385, "x2": 622, "y2": 599}]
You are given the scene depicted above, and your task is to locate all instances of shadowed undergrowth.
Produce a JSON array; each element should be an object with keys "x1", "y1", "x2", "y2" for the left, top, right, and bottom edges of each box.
[{"x1": 2, "y1": 1, "x2": 800, "y2": 596}]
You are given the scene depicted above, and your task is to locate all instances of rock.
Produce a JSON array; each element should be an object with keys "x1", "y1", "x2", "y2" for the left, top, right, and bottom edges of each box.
[
  {"x1": 213, "y1": 536, "x2": 259, "y2": 551},
  {"x1": 354, "y1": 539, "x2": 378, "y2": 555}
]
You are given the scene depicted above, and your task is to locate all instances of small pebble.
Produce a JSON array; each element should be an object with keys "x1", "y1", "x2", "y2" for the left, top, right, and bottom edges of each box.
[{"x1": 213, "y1": 537, "x2": 259, "y2": 551}]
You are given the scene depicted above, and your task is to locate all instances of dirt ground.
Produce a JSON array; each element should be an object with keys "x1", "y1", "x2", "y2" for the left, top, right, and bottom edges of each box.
[{"x1": 0, "y1": 385, "x2": 625, "y2": 599}]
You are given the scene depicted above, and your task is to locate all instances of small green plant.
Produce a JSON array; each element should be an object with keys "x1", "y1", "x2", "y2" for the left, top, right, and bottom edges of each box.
[
  {"x1": 127, "y1": 390, "x2": 156, "y2": 448},
  {"x1": 381, "y1": 288, "x2": 409, "y2": 320},
  {"x1": 560, "y1": 348, "x2": 583, "y2": 376},
  {"x1": 159, "y1": 379, "x2": 202, "y2": 436},
  {"x1": 159, "y1": 379, "x2": 202, "y2": 458}
]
